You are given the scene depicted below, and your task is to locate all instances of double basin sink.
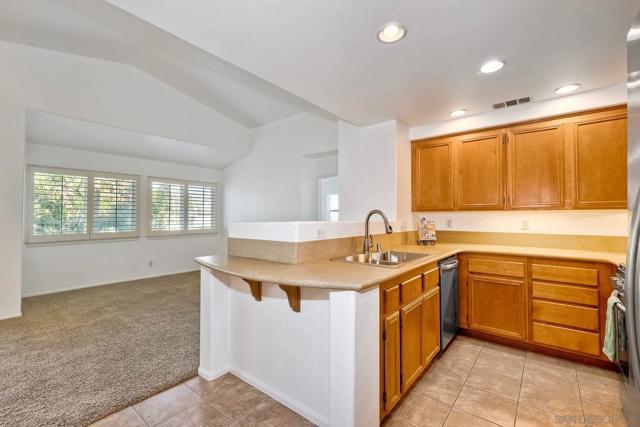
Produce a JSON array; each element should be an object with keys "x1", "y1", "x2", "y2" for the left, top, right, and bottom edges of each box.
[{"x1": 331, "y1": 250, "x2": 430, "y2": 268}]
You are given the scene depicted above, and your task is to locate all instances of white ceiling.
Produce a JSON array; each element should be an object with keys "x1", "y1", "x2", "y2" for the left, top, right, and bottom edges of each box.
[
  {"x1": 26, "y1": 111, "x2": 246, "y2": 169},
  {"x1": 105, "y1": 0, "x2": 640, "y2": 126},
  {"x1": 0, "y1": 0, "x2": 318, "y2": 128}
]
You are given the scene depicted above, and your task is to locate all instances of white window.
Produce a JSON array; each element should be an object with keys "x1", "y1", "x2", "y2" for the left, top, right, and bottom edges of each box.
[
  {"x1": 26, "y1": 166, "x2": 140, "y2": 243},
  {"x1": 149, "y1": 178, "x2": 217, "y2": 236},
  {"x1": 318, "y1": 176, "x2": 339, "y2": 221}
]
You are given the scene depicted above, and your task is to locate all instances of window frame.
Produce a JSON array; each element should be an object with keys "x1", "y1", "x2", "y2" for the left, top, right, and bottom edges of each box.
[
  {"x1": 25, "y1": 165, "x2": 141, "y2": 243},
  {"x1": 147, "y1": 176, "x2": 218, "y2": 237}
]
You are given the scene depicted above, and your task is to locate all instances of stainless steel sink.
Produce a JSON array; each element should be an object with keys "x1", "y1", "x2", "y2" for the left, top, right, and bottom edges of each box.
[{"x1": 331, "y1": 250, "x2": 430, "y2": 268}]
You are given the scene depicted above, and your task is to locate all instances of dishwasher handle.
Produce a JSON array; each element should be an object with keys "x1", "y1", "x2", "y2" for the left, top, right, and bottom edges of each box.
[{"x1": 440, "y1": 260, "x2": 459, "y2": 271}]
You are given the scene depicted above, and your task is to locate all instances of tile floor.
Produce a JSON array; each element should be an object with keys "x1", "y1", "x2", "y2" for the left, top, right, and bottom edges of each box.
[
  {"x1": 384, "y1": 336, "x2": 628, "y2": 427},
  {"x1": 91, "y1": 335, "x2": 629, "y2": 427},
  {"x1": 90, "y1": 373, "x2": 314, "y2": 427}
]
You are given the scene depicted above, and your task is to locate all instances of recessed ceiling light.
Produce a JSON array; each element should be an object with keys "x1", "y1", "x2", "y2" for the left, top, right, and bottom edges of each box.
[
  {"x1": 377, "y1": 23, "x2": 407, "y2": 44},
  {"x1": 554, "y1": 83, "x2": 581, "y2": 95},
  {"x1": 480, "y1": 60, "x2": 504, "y2": 74},
  {"x1": 449, "y1": 109, "x2": 467, "y2": 117}
]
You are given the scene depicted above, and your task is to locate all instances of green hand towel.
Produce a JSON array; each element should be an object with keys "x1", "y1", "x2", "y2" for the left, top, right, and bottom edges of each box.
[{"x1": 603, "y1": 293, "x2": 623, "y2": 361}]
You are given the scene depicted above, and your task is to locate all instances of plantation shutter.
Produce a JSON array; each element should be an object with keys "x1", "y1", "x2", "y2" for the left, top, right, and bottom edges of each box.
[
  {"x1": 150, "y1": 181, "x2": 186, "y2": 231},
  {"x1": 31, "y1": 171, "x2": 88, "y2": 238},
  {"x1": 93, "y1": 176, "x2": 138, "y2": 235},
  {"x1": 188, "y1": 184, "x2": 217, "y2": 231}
]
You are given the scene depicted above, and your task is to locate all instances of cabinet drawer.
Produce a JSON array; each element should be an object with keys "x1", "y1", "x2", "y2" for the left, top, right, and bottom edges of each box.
[
  {"x1": 468, "y1": 257, "x2": 525, "y2": 278},
  {"x1": 382, "y1": 285, "x2": 400, "y2": 315},
  {"x1": 532, "y1": 282, "x2": 599, "y2": 306},
  {"x1": 532, "y1": 322, "x2": 600, "y2": 356},
  {"x1": 424, "y1": 267, "x2": 439, "y2": 292},
  {"x1": 401, "y1": 275, "x2": 423, "y2": 305},
  {"x1": 531, "y1": 263, "x2": 598, "y2": 286},
  {"x1": 532, "y1": 300, "x2": 599, "y2": 331}
]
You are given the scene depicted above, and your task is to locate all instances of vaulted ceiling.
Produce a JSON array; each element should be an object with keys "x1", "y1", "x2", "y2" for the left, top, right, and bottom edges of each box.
[
  {"x1": 0, "y1": 0, "x2": 318, "y2": 129},
  {"x1": 105, "y1": 0, "x2": 639, "y2": 126}
]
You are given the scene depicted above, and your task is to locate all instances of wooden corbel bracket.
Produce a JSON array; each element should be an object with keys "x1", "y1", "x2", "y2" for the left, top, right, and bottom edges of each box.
[
  {"x1": 244, "y1": 279, "x2": 262, "y2": 301},
  {"x1": 279, "y1": 285, "x2": 301, "y2": 313}
]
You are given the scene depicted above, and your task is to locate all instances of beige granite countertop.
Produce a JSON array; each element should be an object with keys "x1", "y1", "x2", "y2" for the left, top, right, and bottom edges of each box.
[{"x1": 195, "y1": 243, "x2": 626, "y2": 291}]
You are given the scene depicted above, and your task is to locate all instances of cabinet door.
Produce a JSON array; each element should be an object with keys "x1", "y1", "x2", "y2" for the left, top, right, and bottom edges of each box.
[
  {"x1": 572, "y1": 110, "x2": 627, "y2": 209},
  {"x1": 468, "y1": 275, "x2": 526, "y2": 341},
  {"x1": 412, "y1": 140, "x2": 454, "y2": 211},
  {"x1": 507, "y1": 121, "x2": 565, "y2": 209},
  {"x1": 456, "y1": 130, "x2": 505, "y2": 210},
  {"x1": 422, "y1": 288, "x2": 441, "y2": 366},
  {"x1": 383, "y1": 311, "x2": 401, "y2": 412},
  {"x1": 401, "y1": 298, "x2": 424, "y2": 391}
]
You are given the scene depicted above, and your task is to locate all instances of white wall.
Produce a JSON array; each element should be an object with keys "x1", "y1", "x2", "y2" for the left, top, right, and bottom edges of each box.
[
  {"x1": 338, "y1": 120, "x2": 398, "y2": 222},
  {"x1": 0, "y1": 41, "x2": 249, "y2": 316},
  {"x1": 224, "y1": 110, "x2": 338, "y2": 224},
  {"x1": 22, "y1": 144, "x2": 224, "y2": 296},
  {"x1": 418, "y1": 211, "x2": 628, "y2": 237}
]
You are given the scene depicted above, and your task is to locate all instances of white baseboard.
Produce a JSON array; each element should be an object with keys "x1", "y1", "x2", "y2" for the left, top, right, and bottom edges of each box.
[
  {"x1": 197, "y1": 365, "x2": 229, "y2": 381},
  {"x1": 21, "y1": 268, "x2": 200, "y2": 298},
  {"x1": 230, "y1": 366, "x2": 329, "y2": 427},
  {"x1": 0, "y1": 311, "x2": 22, "y2": 321}
]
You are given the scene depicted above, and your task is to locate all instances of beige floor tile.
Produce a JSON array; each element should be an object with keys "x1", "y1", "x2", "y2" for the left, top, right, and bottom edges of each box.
[
  {"x1": 133, "y1": 384, "x2": 200, "y2": 426},
  {"x1": 200, "y1": 376, "x2": 269, "y2": 420},
  {"x1": 230, "y1": 399, "x2": 315, "y2": 427},
  {"x1": 516, "y1": 403, "x2": 584, "y2": 427},
  {"x1": 523, "y1": 358, "x2": 580, "y2": 399},
  {"x1": 185, "y1": 373, "x2": 241, "y2": 396},
  {"x1": 576, "y1": 364, "x2": 622, "y2": 382},
  {"x1": 453, "y1": 335, "x2": 485, "y2": 349},
  {"x1": 519, "y1": 379, "x2": 583, "y2": 419},
  {"x1": 440, "y1": 339, "x2": 482, "y2": 365},
  {"x1": 428, "y1": 358, "x2": 474, "y2": 383},
  {"x1": 453, "y1": 385, "x2": 517, "y2": 427},
  {"x1": 382, "y1": 416, "x2": 416, "y2": 427},
  {"x1": 91, "y1": 407, "x2": 147, "y2": 427},
  {"x1": 526, "y1": 351, "x2": 578, "y2": 371},
  {"x1": 582, "y1": 399, "x2": 628, "y2": 427},
  {"x1": 155, "y1": 400, "x2": 230, "y2": 427},
  {"x1": 444, "y1": 409, "x2": 500, "y2": 427},
  {"x1": 474, "y1": 351, "x2": 525, "y2": 380},
  {"x1": 465, "y1": 366, "x2": 521, "y2": 401},
  {"x1": 577, "y1": 370, "x2": 626, "y2": 409},
  {"x1": 413, "y1": 370, "x2": 464, "y2": 405},
  {"x1": 481, "y1": 341, "x2": 526, "y2": 359},
  {"x1": 392, "y1": 393, "x2": 451, "y2": 427}
]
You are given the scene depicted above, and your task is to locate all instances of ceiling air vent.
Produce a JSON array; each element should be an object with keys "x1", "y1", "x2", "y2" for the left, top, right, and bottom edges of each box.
[{"x1": 493, "y1": 96, "x2": 532, "y2": 110}]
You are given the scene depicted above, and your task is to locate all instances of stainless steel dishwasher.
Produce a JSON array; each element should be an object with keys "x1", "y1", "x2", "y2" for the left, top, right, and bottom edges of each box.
[{"x1": 439, "y1": 256, "x2": 459, "y2": 350}]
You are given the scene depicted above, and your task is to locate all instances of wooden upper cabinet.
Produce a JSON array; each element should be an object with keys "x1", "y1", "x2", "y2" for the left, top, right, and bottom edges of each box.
[
  {"x1": 507, "y1": 121, "x2": 565, "y2": 209},
  {"x1": 456, "y1": 130, "x2": 505, "y2": 210},
  {"x1": 412, "y1": 140, "x2": 455, "y2": 211},
  {"x1": 571, "y1": 109, "x2": 627, "y2": 209}
]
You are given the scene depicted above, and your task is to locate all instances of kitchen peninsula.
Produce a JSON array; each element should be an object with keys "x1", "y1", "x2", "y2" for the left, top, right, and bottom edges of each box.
[{"x1": 195, "y1": 222, "x2": 625, "y2": 427}]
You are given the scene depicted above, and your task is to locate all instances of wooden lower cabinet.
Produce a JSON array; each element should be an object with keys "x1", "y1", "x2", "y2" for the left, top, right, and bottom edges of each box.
[
  {"x1": 468, "y1": 275, "x2": 526, "y2": 340},
  {"x1": 380, "y1": 263, "x2": 441, "y2": 419},
  {"x1": 422, "y1": 288, "x2": 441, "y2": 365},
  {"x1": 459, "y1": 253, "x2": 614, "y2": 364},
  {"x1": 401, "y1": 298, "x2": 424, "y2": 390},
  {"x1": 382, "y1": 311, "x2": 401, "y2": 412}
]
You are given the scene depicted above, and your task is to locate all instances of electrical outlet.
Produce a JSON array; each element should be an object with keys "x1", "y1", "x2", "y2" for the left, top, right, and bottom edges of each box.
[
  {"x1": 316, "y1": 229, "x2": 327, "y2": 239},
  {"x1": 446, "y1": 219, "x2": 452, "y2": 229},
  {"x1": 521, "y1": 220, "x2": 530, "y2": 231},
  {"x1": 148, "y1": 260, "x2": 154, "y2": 267}
]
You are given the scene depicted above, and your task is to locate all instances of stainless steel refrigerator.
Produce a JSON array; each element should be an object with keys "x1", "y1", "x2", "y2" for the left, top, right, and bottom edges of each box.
[{"x1": 625, "y1": 11, "x2": 640, "y2": 425}]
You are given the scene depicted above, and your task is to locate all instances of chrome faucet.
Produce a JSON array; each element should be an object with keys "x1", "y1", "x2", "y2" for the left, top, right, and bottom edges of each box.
[{"x1": 363, "y1": 210, "x2": 393, "y2": 254}]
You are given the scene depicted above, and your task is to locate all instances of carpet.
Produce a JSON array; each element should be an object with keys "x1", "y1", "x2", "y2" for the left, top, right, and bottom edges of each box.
[{"x1": 0, "y1": 272, "x2": 200, "y2": 427}]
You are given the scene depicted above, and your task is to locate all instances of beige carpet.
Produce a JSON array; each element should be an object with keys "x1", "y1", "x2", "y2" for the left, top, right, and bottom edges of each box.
[{"x1": 0, "y1": 272, "x2": 200, "y2": 427}]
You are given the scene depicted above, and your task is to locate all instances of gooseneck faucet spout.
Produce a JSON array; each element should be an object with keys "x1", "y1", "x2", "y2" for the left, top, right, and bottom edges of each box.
[{"x1": 363, "y1": 210, "x2": 393, "y2": 254}]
